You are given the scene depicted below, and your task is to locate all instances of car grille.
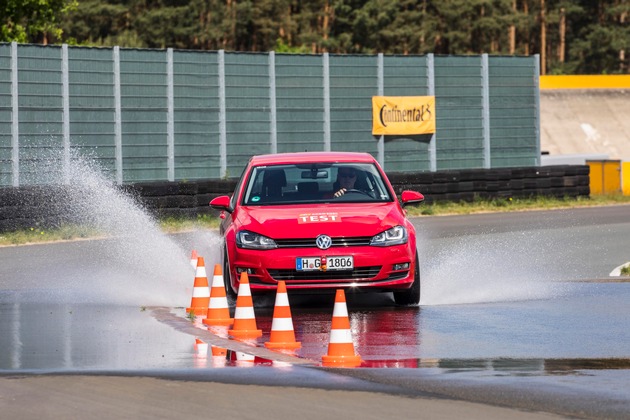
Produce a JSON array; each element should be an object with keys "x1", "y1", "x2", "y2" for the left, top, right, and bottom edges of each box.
[
  {"x1": 267, "y1": 266, "x2": 381, "y2": 282},
  {"x1": 275, "y1": 236, "x2": 372, "y2": 248}
]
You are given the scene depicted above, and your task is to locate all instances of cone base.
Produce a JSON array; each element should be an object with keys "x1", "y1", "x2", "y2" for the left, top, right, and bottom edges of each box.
[
  {"x1": 322, "y1": 354, "x2": 362, "y2": 367},
  {"x1": 228, "y1": 329, "x2": 263, "y2": 338},
  {"x1": 264, "y1": 341, "x2": 302, "y2": 349},
  {"x1": 203, "y1": 317, "x2": 233, "y2": 326}
]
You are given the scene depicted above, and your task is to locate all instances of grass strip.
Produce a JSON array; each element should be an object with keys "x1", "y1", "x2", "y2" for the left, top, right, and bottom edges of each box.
[{"x1": 1, "y1": 194, "x2": 629, "y2": 247}]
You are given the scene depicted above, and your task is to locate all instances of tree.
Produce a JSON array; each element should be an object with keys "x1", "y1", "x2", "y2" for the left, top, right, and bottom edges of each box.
[
  {"x1": 61, "y1": 0, "x2": 135, "y2": 46},
  {"x1": 1, "y1": 0, "x2": 76, "y2": 43},
  {"x1": 50, "y1": 0, "x2": 628, "y2": 74}
]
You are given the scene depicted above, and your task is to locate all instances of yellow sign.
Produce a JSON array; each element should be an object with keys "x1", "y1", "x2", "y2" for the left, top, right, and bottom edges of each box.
[{"x1": 372, "y1": 96, "x2": 436, "y2": 136}]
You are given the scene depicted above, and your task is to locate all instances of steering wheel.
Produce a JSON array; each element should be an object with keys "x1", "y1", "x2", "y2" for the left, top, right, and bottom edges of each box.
[{"x1": 342, "y1": 189, "x2": 372, "y2": 197}]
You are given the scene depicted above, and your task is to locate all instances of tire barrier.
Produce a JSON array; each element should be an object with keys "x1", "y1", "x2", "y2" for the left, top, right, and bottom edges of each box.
[
  {"x1": 0, "y1": 165, "x2": 589, "y2": 232},
  {"x1": 387, "y1": 164, "x2": 590, "y2": 204}
]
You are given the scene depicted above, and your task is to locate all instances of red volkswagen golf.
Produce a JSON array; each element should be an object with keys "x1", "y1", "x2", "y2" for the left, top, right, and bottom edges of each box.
[{"x1": 210, "y1": 152, "x2": 425, "y2": 305}]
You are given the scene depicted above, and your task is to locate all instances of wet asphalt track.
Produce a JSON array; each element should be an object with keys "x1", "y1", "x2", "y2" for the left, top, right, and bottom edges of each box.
[{"x1": 1, "y1": 205, "x2": 629, "y2": 418}]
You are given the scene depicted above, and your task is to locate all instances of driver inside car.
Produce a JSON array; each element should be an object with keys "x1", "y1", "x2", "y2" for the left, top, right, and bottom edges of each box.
[{"x1": 334, "y1": 167, "x2": 358, "y2": 197}]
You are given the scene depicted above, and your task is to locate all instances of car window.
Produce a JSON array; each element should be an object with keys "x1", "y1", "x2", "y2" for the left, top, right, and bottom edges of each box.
[
  {"x1": 241, "y1": 162, "x2": 393, "y2": 205},
  {"x1": 229, "y1": 165, "x2": 247, "y2": 209}
]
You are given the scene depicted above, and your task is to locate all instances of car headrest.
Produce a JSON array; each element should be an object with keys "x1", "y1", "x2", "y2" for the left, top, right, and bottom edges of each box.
[{"x1": 263, "y1": 169, "x2": 287, "y2": 187}]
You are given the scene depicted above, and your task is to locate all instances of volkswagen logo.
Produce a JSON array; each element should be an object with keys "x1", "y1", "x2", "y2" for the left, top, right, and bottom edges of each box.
[{"x1": 315, "y1": 234, "x2": 332, "y2": 250}]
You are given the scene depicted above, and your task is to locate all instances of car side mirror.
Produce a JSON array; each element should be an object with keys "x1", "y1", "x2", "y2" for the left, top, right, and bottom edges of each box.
[
  {"x1": 400, "y1": 190, "x2": 424, "y2": 208},
  {"x1": 210, "y1": 195, "x2": 233, "y2": 213}
]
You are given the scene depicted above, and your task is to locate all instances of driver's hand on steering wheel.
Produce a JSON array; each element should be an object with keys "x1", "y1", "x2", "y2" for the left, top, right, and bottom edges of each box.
[{"x1": 334, "y1": 188, "x2": 347, "y2": 198}]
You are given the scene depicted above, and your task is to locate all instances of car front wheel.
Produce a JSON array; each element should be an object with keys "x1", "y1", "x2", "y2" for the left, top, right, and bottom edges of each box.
[{"x1": 393, "y1": 252, "x2": 421, "y2": 306}]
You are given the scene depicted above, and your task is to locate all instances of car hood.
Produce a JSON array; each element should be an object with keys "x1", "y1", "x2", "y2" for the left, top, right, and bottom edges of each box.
[{"x1": 236, "y1": 203, "x2": 406, "y2": 239}]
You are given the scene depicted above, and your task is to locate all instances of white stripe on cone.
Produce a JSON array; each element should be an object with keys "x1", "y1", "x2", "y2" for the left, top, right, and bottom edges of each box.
[
  {"x1": 270, "y1": 317, "x2": 294, "y2": 331},
  {"x1": 330, "y1": 329, "x2": 354, "y2": 343},
  {"x1": 209, "y1": 299, "x2": 229, "y2": 309},
  {"x1": 332, "y1": 302, "x2": 348, "y2": 317},
  {"x1": 192, "y1": 287, "x2": 210, "y2": 297},
  {"x1": 275, "y1": 293, "x2": 289, "y2": 306},
  {"x1": 238, "y1": 282, "x2": 252, "y2": 296},
  {"x1": 234, "y1": 306, "x2": 256, "y2": 319},
  {"x1": 212, "y1": 274, "x2": 225, "y2": 286}
]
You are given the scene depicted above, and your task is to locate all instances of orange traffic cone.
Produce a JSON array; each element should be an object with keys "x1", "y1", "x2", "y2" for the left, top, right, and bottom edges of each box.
[
  {"x1": 264, "y1": 281, "x2": 301, "y2": 350},
  {"x1": 203, "y1": 264, "x2": 234, "y2": 326},
  {"x1": 236, "y1": 351, "x2": 256, "y2": 362},
  {"x1": 190, "y1": 250, "x2": 198, "y2": 268},
  {"x1": 186, "y1": 256, "x2": 210, "y2": 316},
  {"x1": 194, "y1": 338, "x2": 208, "y2": 368},
  {"x1": 211, "y1": 345, "x2": 227, "y2": 356},
  {"x1": 227, "y1": 272, "x2": 262, "y2": 339},
  {"x1": 194, "y1": 338, "x2": 208, "y2": 357},
  {"x1": 322, "y1": 289, "x2": 362, "y2": 367}
]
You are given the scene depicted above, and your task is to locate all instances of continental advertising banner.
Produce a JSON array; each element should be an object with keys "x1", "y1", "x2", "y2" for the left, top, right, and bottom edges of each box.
[{"x1": 372, "y1": 96, "x2": 436, "y2": 136}]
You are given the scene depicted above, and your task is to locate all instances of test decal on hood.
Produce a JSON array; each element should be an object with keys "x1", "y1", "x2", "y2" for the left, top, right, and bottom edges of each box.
[{"x1": 298, "y1": 212, "x2": 341, "y2": 223}]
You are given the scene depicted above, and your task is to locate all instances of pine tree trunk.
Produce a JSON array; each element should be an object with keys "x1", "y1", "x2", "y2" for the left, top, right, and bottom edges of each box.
[
  {"x1": 509, "y1": 0, "x2": 516, "y2": 54},
  {"x1": 559, "y1": 7, "x2": 565, "y2": 63},
  {"x1": 524, "y1": 1, "x2": 530, "y2": 55},
  {"x1": 621, "y1": 8, "x2": 627, "y2": 73}
]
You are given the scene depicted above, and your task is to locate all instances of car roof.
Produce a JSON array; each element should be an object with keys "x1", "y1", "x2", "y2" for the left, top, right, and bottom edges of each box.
[{"x1": 249, "y1": 151, "x2": 377, "y2": 166}]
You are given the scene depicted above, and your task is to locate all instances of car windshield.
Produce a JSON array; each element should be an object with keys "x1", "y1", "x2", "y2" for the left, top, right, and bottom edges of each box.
[{"x1": 241, "y1": 162, "x2": 394, "y2": 205}]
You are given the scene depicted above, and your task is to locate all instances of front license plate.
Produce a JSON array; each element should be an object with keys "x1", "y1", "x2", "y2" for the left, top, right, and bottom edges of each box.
[{"x1": 296, "y1": 256, "x2": 354, "y2": 271}]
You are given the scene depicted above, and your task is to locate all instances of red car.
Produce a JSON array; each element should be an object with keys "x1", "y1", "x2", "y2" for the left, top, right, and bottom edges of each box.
[{"x1": 210, "y1": 152, "x2": 425, "y2": 305}]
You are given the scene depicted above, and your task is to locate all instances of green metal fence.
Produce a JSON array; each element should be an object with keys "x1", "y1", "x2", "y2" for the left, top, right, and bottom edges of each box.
[{"x1": 0, "y1": 43, "x2": 540, "y2": 186}]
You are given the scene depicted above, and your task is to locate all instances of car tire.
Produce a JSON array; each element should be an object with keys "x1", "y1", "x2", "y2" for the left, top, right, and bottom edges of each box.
[
  {"x1": 393, "y1": 252, "x2": 421, "y2": 306},
  {"x1": 223, "y1": 247, "x2": 238, "y2": 305}
]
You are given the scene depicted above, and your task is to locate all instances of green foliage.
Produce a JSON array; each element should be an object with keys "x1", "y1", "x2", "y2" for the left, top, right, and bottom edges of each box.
[
  {"x1": 0, "y1": 224, "x2": 101, "y2": 246},
  {"x1": 1, "y1": 0, "x2": 77, "y2": 43},
  {"x1": 621, "y1": 265, "x2": 630, "y2": 276},
  {"x1": 3, "y1": 1, "x2": 630, "y2": 73},
  {"x1": 274, "y1": 38, "x2": 311, "y2": 54},
  {"x1": 75, "y1": 1, "x2": 628, "y2": 74}
]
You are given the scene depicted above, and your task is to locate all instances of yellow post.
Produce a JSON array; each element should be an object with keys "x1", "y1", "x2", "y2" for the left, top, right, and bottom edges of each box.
[
  {"x1": 587, "y1": 160, "x2": 621, "y2": 195},
  {"x1": 587, "y1": 161, "x2": 604, "y2": 195},
  {"x1": 602, "y1": 160, "x2": 621, "y2": 194},
  {"x1": 623, "y1": 162, "x2": 630, "y2": 196}
]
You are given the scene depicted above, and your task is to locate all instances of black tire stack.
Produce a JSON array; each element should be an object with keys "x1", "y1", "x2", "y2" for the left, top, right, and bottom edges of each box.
[
  {"x1": 387, "y1": 165, "x2": 590, "y2": 203},
  {"x1": 0, "y1": 165, "x2": 590, "y2": 232}
]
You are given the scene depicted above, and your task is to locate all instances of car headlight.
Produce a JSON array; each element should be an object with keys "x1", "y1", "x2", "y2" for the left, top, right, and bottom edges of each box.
[
  {"x1": 236, "y1": 230, "x2": 277, "y2": 250},
  {"x1": 370, "y1": 226, "x2": 407, "y2": 247}
]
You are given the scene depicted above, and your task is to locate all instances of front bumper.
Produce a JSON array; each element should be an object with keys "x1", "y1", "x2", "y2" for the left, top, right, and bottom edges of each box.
[{"x1": 228, "y1": 244, "x2": 416, "y2": 293}]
